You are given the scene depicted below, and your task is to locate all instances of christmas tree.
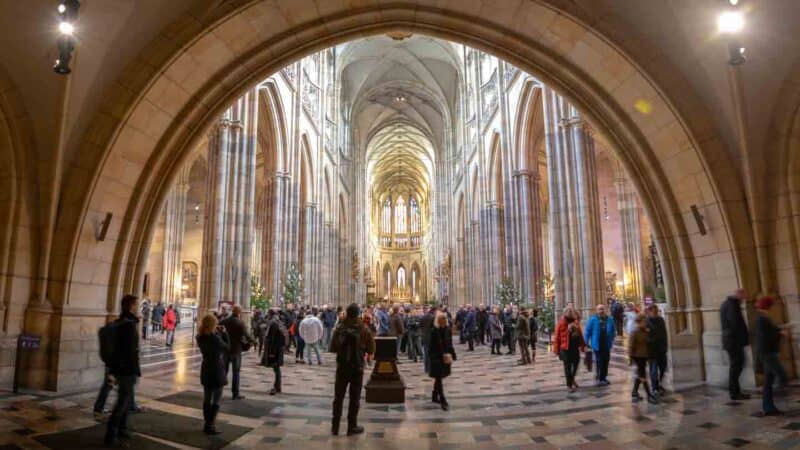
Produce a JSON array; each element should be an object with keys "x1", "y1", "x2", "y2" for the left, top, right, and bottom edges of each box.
[
  {"x1": 283, "y1": 263, "x2": 303, "y2": 305},
  {"x1": 250, "y1": 270, "x2": 271, "y2": 311},
  {"x1": 495, "y1": 277, "x2": 521, "y2": 306}
]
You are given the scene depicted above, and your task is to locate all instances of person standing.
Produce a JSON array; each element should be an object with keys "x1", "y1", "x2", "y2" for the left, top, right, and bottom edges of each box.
[
  {"x1": 376, "y1": 304, "x2": 390, "y2": 337},
  {"x1": 720, "y1": 289, "x2": 751, "y2": 400},
  {"x1": 476, "y1": 304, "x2": 488, "y2": 345},
  {"x1": 152, "y1": 301, "x2": 165, "y2": 335},
  {"x1": 611, "y1": 299, "x2": 624, "y2": 337},
  {"x1": 196, "y1": 314, "x2": 230, "y2": 434},
  {"x1": 629, "y1": 314, "x2": 658, "y2": 403},
  {"x1": 488, "y1": 306, "x2": 503, "y2": 355},
  {"x1": 504, "y1": 307, "x2": 518, "y2": 355},
  {"x1": 529, "y1": 308, "x2": 539, "y2": 362},
  {"x1": 516, "y1": 308, "x2": 532, "y2": 365},
  {"x1": 405, "y1": 309, "x2": 423, "y2": 362},
  {"x1": 584, "y1": 304, "x2": 615, "y2": 386},
  {"x1": 219, "y1": 305, "x2": 252, "y2": 400},
  {"x1": 163, "y1": 304, "x2": 177, "y2": 347},
  {"x1": 299, "y1": 311, "x2": 324, "y2": 365},
  {"x1": 428, "y1": 312, "x2": 456, "y2": 411},
  {"x1": 261, "y1": 309, "x2": 287, "y2": 395},
  {"x1": 420, "y1": 306, "x2": 437, "y2": 373},
  {"x1": 553, "y1": 308, "x2": 583, "y2": 392},
  {"x1": 646, "y1": 304, "x2": 668, "y2": 395},
  {"x1": 389, "y1": 305, "x2": 406, "y2": 357},
  {"x1": 321, "y1": 304, "x2": 337, "y2": 349},
  {"x1": 140, "y1": 300, "x2": 152, "y2": 340},
  {"x1": 329, "y1": 303, "x2": 375, "y2": 436},
  {"x1": 463, "y1": 306, "x2": 477, "y2": 351},
  {"x1": 293, "y1": 311, "x2": 306, "y2": 363},
  {"x1": 104, "y1": 295, "x2": 141, "y2": 447},
  {"x1": 755, "y1": 296, "x2": 788, "y2": 416}
]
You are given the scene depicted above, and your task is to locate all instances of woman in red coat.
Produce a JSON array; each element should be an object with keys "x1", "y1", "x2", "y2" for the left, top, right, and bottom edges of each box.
[
  {"x1": 163, "y1": 304, "x2": 177, "y2": 347},
  {"x1": 553, "y1": 307, "x2": 585, "y2": 392}
]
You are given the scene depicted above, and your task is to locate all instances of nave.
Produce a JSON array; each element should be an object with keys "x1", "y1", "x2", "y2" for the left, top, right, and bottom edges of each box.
[{"x1": 1, "y1": 332, "x2": 798, "y2": 450}]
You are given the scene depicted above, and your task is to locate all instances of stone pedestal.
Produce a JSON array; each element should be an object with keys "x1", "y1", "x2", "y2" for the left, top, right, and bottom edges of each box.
[{"x1": 365, "y1": 337, "x2": 406, "y2": 403}]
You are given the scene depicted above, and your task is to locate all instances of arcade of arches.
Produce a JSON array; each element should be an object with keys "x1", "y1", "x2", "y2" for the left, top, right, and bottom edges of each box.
[{"x1": 2, "y1": 0, "x2": 800, "y2": 446}]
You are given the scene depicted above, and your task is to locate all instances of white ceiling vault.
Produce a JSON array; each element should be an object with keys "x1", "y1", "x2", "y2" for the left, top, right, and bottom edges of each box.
[{"x1": 338, "y1": 35, "x2": 463, "y2": 205}]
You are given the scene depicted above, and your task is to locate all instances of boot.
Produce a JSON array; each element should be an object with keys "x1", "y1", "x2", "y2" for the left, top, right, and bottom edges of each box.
[
  {"x1": 331, "y1": 417, "x2": 340, "y2": 436},
  {"x1": 439, "y1": 392, "x2": 449, "y2": 411},
  {"x1": 631, "y1": 379, "x2": 642, "y2": 403},
  {"x1": 204, "y1": 405, "x2": 222, "y2": 435},
  {"x1": 432, "y1": 390, "x2": 441, "y2": 404},
  {"x1": 347, "y1": 424, "x2": 365, "y2": 436},
  {"x1": 644, "y1": 382, "x2": 658, "y2": 404}
]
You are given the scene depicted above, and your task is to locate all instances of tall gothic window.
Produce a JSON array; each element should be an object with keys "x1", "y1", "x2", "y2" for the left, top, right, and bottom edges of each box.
[
  {"x1": 410, "y1": 197, "x2": 420, "y2": 233},
  {"x1": 382, "y1": 199, "x2": 392, "y2": 234},
  {"x1": 395, "y1": 197, "x2": 407, "y2": 234},
  {"x1": 397, "y1": 266, "x2": 406, "y2": 288}
]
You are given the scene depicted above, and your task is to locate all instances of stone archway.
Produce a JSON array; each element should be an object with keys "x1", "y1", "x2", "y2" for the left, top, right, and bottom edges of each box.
[{"x1": 37, "y1": 1, "x2": 753, "y2": 391}]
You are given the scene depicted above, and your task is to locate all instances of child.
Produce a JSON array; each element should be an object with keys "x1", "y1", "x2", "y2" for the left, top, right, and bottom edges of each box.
[{"x1": 628, "y1": 314, "x2": 657, "y2": 404}]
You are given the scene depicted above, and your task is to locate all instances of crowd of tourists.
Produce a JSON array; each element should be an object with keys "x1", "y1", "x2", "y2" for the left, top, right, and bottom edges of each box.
[{"x1": 95, "y1": 288, "x2": 789, "y2": 446}]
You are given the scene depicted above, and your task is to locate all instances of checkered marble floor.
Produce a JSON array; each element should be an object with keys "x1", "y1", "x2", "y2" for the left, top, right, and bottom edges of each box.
[{"x1": 0, "y1": 329, "x2": 799, "y2": 449}]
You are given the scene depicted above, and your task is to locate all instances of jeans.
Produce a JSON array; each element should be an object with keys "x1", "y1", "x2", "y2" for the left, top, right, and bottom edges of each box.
[
  {"x1": 305, "y1": 342, "x2": 323, "y2": 364},
  {"x1": 491, "y1": 339, "x2": 501, "y2": 354},
  {"x1": 105, "y1": 375, "x2": 137, "y2": 442},
  {"x1": 228, "y1": 353, "x2": 242, "y2": 397},
  {"x1": 202, "y1": 386, "x2": 223, "y2": 427},
  {"x1": 323, "y1": 327, "x2": 333, "y2": 349},
  {"x1": 165, "y1": 329, "x2": 174, "y2": 346},
  {"x1": 295, "y1": 336, "x2": 305, "y2": 360},
  {"x1": 648, "y1": 353, "x2": 668, "y2": 391},
  {"x1": 142, "y1": 323, "x2": 149, "y2": 340},
  {"x1": 395, "y1": 335, "x2": 403, "y2": 357},
  {"x1": 94, "y1": 369, "x2": 113, "y2": 413},
  {"x1": 727, "y1": 346, "x2": 745, "y2": 397},
  {"x1": 407, "y1": 333, "x2": 422, "y2": 361},
  {"x1": 594, "y1": 349, "x2": 610, "y2": 382},
  {"x1": 272, "y1": 365, "x2": 282, "y2": 391},
  {"x1": 477, "y1": 325, "x2": 486, "y2": 345},
  {"x1": 332, "y1": 368, "x2": 364, "y2": 430},
  {"x1": 761, "y1": 352, "x2": 788, "y2": 413}
]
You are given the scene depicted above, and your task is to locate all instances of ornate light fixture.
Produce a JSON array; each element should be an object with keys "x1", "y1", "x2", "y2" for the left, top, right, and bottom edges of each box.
[
  {"x1": 54, "y1": 0, "x2": 80, "y2": 74},
  {"x1": 717, "y1": 0, "x2": 746, "y2": 65}
]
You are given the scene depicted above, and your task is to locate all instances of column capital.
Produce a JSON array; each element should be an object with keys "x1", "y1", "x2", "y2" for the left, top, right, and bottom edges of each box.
[{"x1": 558, "y1": 116, "x2": 583, "y2": 129}]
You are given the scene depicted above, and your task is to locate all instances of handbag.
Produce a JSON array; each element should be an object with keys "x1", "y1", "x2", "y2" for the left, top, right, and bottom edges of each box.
[{"x1": 443, "y1": 353, "x2": 453, "y2": 365}]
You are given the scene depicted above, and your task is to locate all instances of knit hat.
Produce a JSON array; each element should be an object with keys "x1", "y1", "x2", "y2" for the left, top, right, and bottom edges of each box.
[{"x1": 757, "y1": 296, "x2": 775, "y2": 311}]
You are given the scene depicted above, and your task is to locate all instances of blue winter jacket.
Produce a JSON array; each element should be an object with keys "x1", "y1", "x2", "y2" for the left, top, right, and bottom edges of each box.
[
  {"x1": 584, "y1": 314, "x2": 616, "y2": 352},
  {"x1": 377, "y1": 309, "x2": 390, "y2": 336}
]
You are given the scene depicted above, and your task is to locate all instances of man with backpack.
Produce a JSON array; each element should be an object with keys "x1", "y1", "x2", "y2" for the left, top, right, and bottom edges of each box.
[
  {"x1": 329, "y1": 303, "x2": 375, "y2": 437},
  {"x1": 101, "y1": 294, "x2": 141, "y2": 447}
]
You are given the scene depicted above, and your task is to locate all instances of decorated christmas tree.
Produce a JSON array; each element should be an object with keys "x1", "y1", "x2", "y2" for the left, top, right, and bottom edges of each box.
[
  {"x1": 283, "y1": 263, "x2": 303, "y2": 305},
  {"x1": 250, "y1": 270, "x2": 271, "y2": 311},
  {"x1": 495, "y1": 277, "x2": 521, "y2": 307}
]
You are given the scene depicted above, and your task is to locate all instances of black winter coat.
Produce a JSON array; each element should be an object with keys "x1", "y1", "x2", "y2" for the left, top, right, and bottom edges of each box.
[
  {"x1": 197, "y1": 332, "x2": 230, "y2": 389},
  {"x1": 109, "y1": 312, "x2": 141, "y2": 377},
  {"x1": 261, "y1": 318, "x2": 287, "y2": 368},
  {"x1": 646, "y1": 316, "x2": 668, "y2": 356},
  {"x1": 428, "y1": 327, "x2": 456, "y2": 379},
  {"x1": 720, "y1": 296, "x2": 749, "y2": 351}
]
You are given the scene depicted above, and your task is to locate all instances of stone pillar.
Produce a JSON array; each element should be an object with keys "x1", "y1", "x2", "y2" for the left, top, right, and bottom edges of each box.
[
  {"x1": 515, "y1": 170, "x2": 544, "y2": 304},
  {"x1": 200, "y1": 90, "x2": 258, "y2": 314},
  {"x1": 615, "y1": 163, "x2": 645, "y2": 302},
  {"x1": 543, "y1": 87, "x2": 605, "y2": 317},
  {"x1": 161, "y1": 164, "x2": 190, "y2": 304}
]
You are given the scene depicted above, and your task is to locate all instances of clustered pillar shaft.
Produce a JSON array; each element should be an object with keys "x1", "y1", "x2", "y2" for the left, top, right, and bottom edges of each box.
[
  {"x1": 615, "y1": 162, "x2": 645, "y2": 302},
  {"x1": 160, "y1": 164, "x2": 190, "y2": 305},
  {"x1": 199, "y1": 90, "x2": 258, "y2": 314},
  {"x1": 543, "y1": 87, "x2": 605, "y2": 317}
]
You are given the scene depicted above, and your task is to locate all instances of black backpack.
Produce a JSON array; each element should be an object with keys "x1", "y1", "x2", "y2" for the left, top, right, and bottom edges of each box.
[
  {"x1": 98, "y1": 320, "x2": 124, "y2": 366},
  {"x1": 336, "y1": 326, "x2": 362, "y2": 367}
]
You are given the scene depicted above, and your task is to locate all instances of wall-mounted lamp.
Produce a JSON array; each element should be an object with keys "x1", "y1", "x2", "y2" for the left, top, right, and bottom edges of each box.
[
  {"x1": 54, "y1": 0, "x2": 80, "y2": 74},
  {"x1": 95, "y1": 212, "x2": 113, "y2": 242},
  {"x1": 717, "y1": 0, "x2": 746, "y2": 66}
]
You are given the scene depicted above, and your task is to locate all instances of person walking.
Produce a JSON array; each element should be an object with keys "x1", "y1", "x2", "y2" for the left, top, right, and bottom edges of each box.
[
  {"x1": 299, "y1": 311, "x2": 324, "y2": 365},
  {"x1": 611, "y1": 299, "x2": 624, "y2": 337},
  {"x1": 103, "y1": 295, "x2": 141, "y2": 447},
  {"x1": 219, "y1": 305, "x2": 252, "y2": 400},
  {"x1": 516, "y1": 308, "x2": 532, "y2": 365},
  {"x1": 554, "y1": 308, "x2": 584, "y2": 392},
  {"x1": 292, "y1": 311, "x2": 306, "y2": 363},
  {"x1": 720, "y1": 289, "x2": 751, "y2": 400},
  {"x1": 428, "y1": 312, "x2": 456, "y2": 411},
  {"x1": 629, "y1": 314, "x2": 658, "y2": 404},
  {"x1": 529, "y1": 308, "x2": 539, "y2": 362},
  {"x1": 488, "y1": 306, "x2": 503, "y2": 355},
  {"x1": 504, "y1": 307, "x2": 518, "y2": 355},
  {"x1": 196, "y1": 314, "x2": 230, "y2": 434},
  {"x1": 163, "y1": 304, "x2": 177, "y2": 347},
  {"x1": 476, "y1": 304, "x2": 488, "y2": 345},
  {"x1": 140, "y1": 300, "x2": 151, "y2": 340},
  {"x1": 623, "y1": 303, "x2": 637, "y2": 336},
  {"x1": 646, "y1": 304, "x2": 668, "y2": 395},
  {"x1": 261, "y1": 309, "x2": 287, "y2": 395},
  {"x1": 330, "y1": 303, "x2": 375, "y2": 436},
  {"x1": 420, "y1": 306, "x2": 437, "y2": 373},
  {"x1": 755, "y1": 296, "x2": 788, "y2": 416},
  {"x1": 584, "y1": 304, "x2": 615, "y2": 386}
]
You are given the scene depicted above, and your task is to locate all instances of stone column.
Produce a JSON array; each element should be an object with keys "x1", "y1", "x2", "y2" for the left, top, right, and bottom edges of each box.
[
  {"x1": 200, "y1": 90, "x2": 258, "y2": 314},
  {"x1": 615, "y1": 163, "x2": 645, "y2": 302},
  {"x1": 161, "y1": 164, "x2": 190, "y2": 304},
  {"x1": 515, "y1": 170, "x2": 544, "y2": 304},
  {"x1": 543, "y1": 88, "x2": 605, "y2": 316}
]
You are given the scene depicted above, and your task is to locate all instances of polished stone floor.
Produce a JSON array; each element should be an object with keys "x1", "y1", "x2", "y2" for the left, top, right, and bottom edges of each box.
[{"x1": 1, "y1": 328, "x2": 799, "y2": 449}]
